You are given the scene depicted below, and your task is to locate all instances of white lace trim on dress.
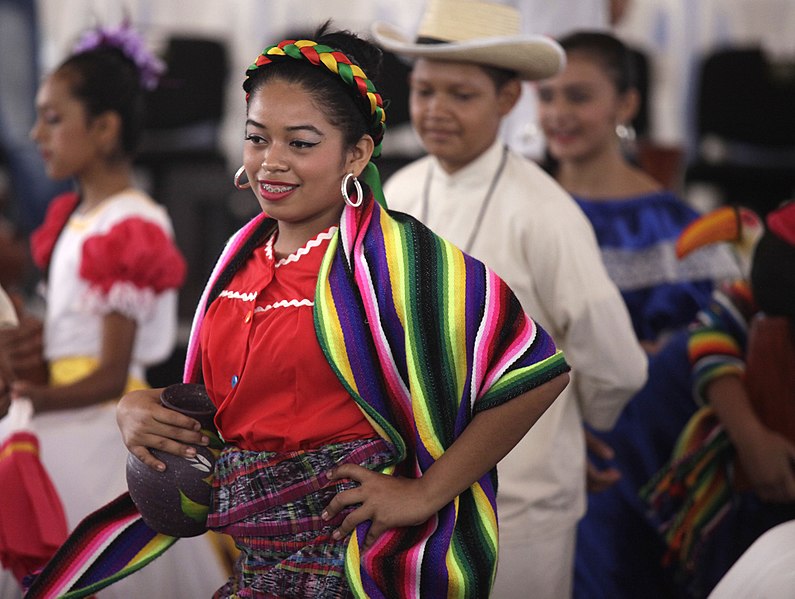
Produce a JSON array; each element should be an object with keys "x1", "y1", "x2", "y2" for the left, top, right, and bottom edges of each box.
[
  {"x1": 84, "y1": 281, "x2": 156, "y2": 322},
  {"x1": 264, "y1": 226, "x2": 339, "y2": 267},
  {"x1": 255, "y1": 298, "x2": 314, "y2": 312},
  {"x1": 219, "y1": 290, "x2": 258, "y2": 302}
]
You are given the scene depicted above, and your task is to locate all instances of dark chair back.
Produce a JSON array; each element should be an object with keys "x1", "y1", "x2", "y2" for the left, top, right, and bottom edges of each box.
[{"x1": 685, "y1": 47, "x2": 795, "y2": 216}]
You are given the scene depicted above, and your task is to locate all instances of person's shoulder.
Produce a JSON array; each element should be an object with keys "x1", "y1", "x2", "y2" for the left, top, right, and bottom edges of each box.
[
  {"x1": 653, "y1": 190, "x2": 701, "y2": 220},
  {"x1": 384, "y1": 205, "x2": 422, "y2": 226},
  {"x1": 503, "y1": 152, "x2": 597, "y2": 230},
  {"x1": 504, "y1": 152, "x2": 580, "y2": 205},
  {"x1": 383, "y1": 156, "x2": 432, "y2": 187},
  {"x1": 382, "y1": 156, "x2": 433, "y2": 211},
  {"x1": 382, "y1": 205, "x2": 452, "y2": 246},
  {"x1": 99, "y1": 188, "x2": 171, "y2": 227},
  {"x1": 636, "y1": 188, "x2": 693, "y2": 206}
]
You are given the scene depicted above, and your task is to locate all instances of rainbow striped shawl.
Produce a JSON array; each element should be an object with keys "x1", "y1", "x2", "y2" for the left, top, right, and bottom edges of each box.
[
  {"x1": 185, "y1": 197, "x2": 567, "y2": 598},
  {"x1": 26, "y1": 197, "x2": 567, "y2": 599}
]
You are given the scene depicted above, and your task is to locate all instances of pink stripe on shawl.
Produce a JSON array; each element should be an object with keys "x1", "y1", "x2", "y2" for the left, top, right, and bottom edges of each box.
[
  {"x1": 48, "y1": 513, "x2": 140, "y2": 595},
  {"x1": 482, "y1": 315, "x2": 537, "y2": 392},
  {"x1": 472, "y1": 270, "x2": 537, "y2": 402}
]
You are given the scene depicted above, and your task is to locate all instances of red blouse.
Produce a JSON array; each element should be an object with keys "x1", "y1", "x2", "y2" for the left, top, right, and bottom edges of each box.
[{"x1": 200, "y1": 226, "x2": 376, "y2": 451}]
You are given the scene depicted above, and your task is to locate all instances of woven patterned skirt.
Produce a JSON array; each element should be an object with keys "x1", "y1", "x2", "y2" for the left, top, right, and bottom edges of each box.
[{"x1": 208, "y1": 437, "x2": 394, "y2": 599}]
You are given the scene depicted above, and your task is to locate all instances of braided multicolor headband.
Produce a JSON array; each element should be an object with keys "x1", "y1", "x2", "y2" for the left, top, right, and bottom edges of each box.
[{"x1": 244, "y1": 39, "x2": 387, "y2": 159}]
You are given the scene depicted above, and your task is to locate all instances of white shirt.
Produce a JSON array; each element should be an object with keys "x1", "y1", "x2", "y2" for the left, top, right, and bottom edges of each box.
[
  {"x1": 384, "y1": 140, "x2": 647, "y2": 536},
  {"x1": 708, "y1": 520, "x2": 795, "y2": 599}
]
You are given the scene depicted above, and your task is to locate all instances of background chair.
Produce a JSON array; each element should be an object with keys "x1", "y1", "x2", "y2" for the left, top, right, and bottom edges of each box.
[
  {"x1": 135, "y1": 36, "x2": 235, "y2": 385},
  {"x1": 684, "y1": 47, "x2": 795, "y2": 217}
]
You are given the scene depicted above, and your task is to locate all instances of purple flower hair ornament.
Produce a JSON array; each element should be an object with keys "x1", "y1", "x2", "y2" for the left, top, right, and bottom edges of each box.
[{"x1": 72, "y1": 21, "x2": 165, "y2": 90}]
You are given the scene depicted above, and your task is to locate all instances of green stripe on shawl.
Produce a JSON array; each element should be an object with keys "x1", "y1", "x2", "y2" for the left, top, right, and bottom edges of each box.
[{"x1": 479, "y1": 351, "x2": 568, "y2": 410}]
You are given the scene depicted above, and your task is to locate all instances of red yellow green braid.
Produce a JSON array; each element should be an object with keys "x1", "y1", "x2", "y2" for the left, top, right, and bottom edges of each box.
[{"x1": 244, "y1": 39, "x2": 387, "y2": 160}]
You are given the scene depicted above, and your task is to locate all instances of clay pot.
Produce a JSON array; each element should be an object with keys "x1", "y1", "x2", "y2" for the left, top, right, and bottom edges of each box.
[{"x1": 125, "y1": 383, "x2": 220, "y2": 537}]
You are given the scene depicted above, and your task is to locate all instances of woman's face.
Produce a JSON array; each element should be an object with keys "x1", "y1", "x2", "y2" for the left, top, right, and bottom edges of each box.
[
  {"x1": 537, "y1": 52, "x2": 632, "y2": 164},
  {"x1": 409, "y1": 58, "x2": 519, "y2": 174},
  {"x1": 243, "y1": 79, "x2": 372, "y2": 231},
  {"x1": 30, "y1": 74, "x2": 104, "y2": 180}
]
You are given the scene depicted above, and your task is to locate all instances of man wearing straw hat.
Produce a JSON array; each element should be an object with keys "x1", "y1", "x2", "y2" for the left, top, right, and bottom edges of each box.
[{"x1": 373, "y1": 1, "x2": 647, "y2": 596}]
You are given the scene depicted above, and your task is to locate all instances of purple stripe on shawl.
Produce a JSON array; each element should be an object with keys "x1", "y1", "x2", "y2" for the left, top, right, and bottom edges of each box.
[
  {"x1": 74, "y1": 519, "x2": 157, "y2": 585},
  {"x1": 364, "y1": 214, "x2": 409, "y2": 385},
  {"x1": 326, "y1": 252, "x2": 389, "y2": 403},
  {"x1": 326, "y1": 247, "x2": 415, "y2": 442}
]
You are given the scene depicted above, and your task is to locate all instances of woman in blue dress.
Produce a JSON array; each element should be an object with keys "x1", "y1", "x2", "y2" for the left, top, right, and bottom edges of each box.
[{"x1": 537, "y1": 31, "x2": 740, "y2": 598}]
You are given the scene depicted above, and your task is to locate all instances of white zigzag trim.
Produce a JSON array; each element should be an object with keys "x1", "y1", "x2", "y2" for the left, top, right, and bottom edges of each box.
[
  {"x1": 255, "y1": 298, "x2": 314, "y2": 312},
  {"x1": 270, "y1": 226, "x2": 338, "y2": 267},
  {"x1": 219, "y1": 290, "x2": 258, "y2": 302},
  {"x1": 264, "y1": 234, "x2": 275, "y2": 261}
]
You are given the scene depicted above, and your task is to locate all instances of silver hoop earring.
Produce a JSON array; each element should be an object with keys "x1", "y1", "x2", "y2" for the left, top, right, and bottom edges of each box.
[
  {"x1": 234, "y1": 165, "x2": 251, "y2": 190},
  {"x1": 341, "y1": 172, "x2": 363, "y2": 208},
  {"x1": 615, "y1": 123, "x2": 636, "y2": 143}
]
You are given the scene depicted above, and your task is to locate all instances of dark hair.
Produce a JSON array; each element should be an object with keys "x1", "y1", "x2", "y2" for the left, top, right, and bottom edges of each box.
[
  {"x1": 55, "y1": 46, "x2": 146, "y2": 157},
  {"x1": 751, "y1": 230, "x2": 795, "y2": 319},
  {"x1": 244, "y1": 22, "x2": 383, "y2": 152},
  {"x1": 479, "y1": 64, "x2": 519, "y2": 90},
  {"x1": 558, "y1": 31, "x2": 637, "y2": 94}
]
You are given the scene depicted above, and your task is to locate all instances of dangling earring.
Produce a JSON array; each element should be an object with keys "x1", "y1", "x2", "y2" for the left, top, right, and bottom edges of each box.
[
  {"x1": 341, "y1": 172, "x2": 363, "y2": 208},
  {"x1": 615, "y1": 123, "x2": 636, "y2": 143},
  {"x1": 234, "y1": 166, "x2": 251, "y2": 190},
  {"x1": 615, "y1": 123, "x2": 637, "y2": 158}
]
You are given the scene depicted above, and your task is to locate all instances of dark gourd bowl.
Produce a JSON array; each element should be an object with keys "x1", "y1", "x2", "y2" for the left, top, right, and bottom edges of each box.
[{"x1": 125, "y1": 384, "x2": 220, "y2": 537}]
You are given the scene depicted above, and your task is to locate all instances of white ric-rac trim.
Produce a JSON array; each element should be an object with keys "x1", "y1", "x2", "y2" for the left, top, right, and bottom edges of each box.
[
  {"x1": 255, "y1": 299, "x2": 314, "y2": 312},
  {"x1": 219, "y1": 290, "x2": 258, "y2": 302},
  {"x1": 264, "y1": 226, "x2": 338, "y2": 267}
]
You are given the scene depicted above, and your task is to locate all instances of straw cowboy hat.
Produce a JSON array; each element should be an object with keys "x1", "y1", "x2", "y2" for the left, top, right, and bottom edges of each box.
[{"x1": 371, "y1": 0, "x2": 565, "y2": 80}]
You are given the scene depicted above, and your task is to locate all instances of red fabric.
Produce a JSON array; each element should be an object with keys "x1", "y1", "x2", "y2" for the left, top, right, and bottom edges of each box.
[
  {"x1": 0, "y1": 431, "x2": 68, "y2": 583},
  {"x1": 29, "y1": 192, "x2": 80, "y2": 270},
  {"x1": 79, "y1": 217, "x2": 187, "y2": 293},
  {"x1": 200, "y1": 231, "x2": 376, "y2": 451},
  {"x1": 767, "y1": 201, "x2": 795, "y2": 247}
]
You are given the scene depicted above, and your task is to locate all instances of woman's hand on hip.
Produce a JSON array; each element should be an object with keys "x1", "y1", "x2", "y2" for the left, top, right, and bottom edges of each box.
[{"x1": 322, "y1": 464, "x2": 437, "y2": 551}]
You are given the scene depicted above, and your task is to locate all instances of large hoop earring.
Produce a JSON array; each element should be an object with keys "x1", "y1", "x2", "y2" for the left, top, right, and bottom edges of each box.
[
  {"x1": 234, "y1": 165, "x2": 251, "y2": 190},
  {"x1": 341, "y1": 172, "x2": 363, "y2": 208}
]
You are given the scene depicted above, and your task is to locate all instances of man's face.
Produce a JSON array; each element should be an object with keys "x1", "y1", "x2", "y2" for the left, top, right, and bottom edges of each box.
[{"x1": 409, "y1": 58, "x2": 514, "y2": 173}]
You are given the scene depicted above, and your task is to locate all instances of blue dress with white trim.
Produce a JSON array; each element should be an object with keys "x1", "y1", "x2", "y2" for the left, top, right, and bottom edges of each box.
[{"x1": 572, "y1": 190, "x2": 740, "y2": 599}]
